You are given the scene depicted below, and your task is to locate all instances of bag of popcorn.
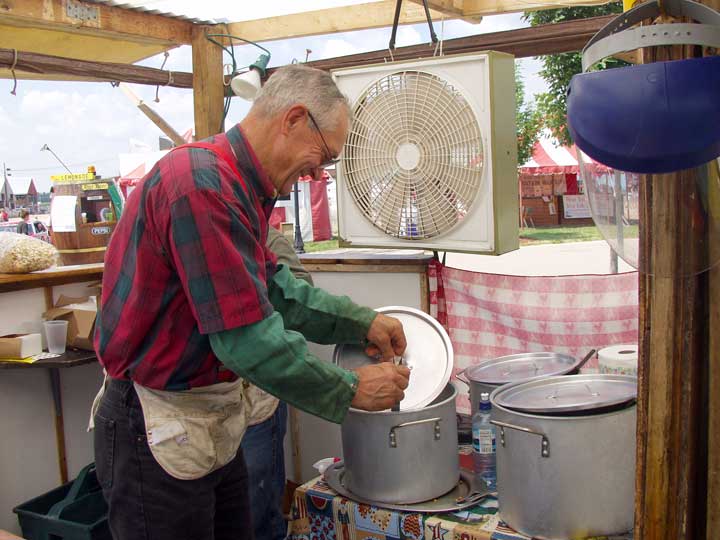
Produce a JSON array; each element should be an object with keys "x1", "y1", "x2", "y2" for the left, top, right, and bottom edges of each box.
[{"x1": 0, "y1": 232, "x2": 59, "y2": 273}]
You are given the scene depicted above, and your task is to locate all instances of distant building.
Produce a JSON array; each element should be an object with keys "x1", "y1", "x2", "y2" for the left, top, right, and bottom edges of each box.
[{"x1": 1, "y1": 177, "x2": 39, "y2": 211}]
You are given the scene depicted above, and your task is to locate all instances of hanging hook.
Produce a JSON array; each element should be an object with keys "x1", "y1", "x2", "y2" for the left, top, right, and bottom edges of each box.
[
  {"x1": 9, "y1": 48, "x2": 18, "y2": 96},
  {"x1": 155, "y1": 51, "x2": 170, "y2": 103}
]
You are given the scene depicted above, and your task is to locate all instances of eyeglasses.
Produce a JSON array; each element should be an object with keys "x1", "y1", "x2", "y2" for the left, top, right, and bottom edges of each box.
[{"x1": 307, "y1": 110, "x2": 340, "y2": 169}]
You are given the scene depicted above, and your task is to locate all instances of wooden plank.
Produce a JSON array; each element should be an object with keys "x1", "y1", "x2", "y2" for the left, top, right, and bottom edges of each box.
[
  {"x1": 225, "y1": 1, "x2": 449, "y2": 44},
  {"x1": 0, "y1": 263, "x2": 104, "y2": 293},
  {"x1": 192, "y1": 25, "x2": 224, "y2": 140},
  {"x1": 0, "y1": 0, "x2": 192, "y2": 47}
]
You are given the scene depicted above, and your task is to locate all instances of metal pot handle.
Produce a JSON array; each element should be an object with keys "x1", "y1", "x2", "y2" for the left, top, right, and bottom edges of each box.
[
  {"x1": 490, "y1": 420, "x2": 550, "y2": 458},
  {"x1": 389, "y1": 417, "x2": 442, "y2": 448}
]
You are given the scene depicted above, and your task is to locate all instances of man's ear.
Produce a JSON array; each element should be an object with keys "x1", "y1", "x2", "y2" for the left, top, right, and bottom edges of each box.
[{"x1": 281, "y1": 105, "x2": 308, "y2": 135}]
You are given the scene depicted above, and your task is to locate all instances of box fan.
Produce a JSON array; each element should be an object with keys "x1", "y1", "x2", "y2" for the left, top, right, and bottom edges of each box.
[{"x1": 332, "y1": 52, "x2": 518, "y2": 254}]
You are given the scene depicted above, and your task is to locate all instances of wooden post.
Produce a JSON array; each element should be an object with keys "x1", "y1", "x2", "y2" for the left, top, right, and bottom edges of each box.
[
  {"x1": 707, "y1": 155, "x2": 720, "y2": 538},
  {"x1": 635, "y1": 4, "x2": 719, "y2": 536},
  {"x1": 191, "y1": 25, "x2": 224, "y2": 141}
]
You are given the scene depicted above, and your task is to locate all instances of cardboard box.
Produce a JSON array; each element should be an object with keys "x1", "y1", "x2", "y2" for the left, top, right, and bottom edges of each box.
[
  {"x1": 0, "y1": 333, "x2": 42, "y2": 359},
  {"x1": 43, "y1": 295, "x2": 97, "y2": 351}
]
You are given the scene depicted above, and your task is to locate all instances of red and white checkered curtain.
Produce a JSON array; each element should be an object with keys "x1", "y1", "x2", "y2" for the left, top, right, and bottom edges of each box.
[{"x1": 428, "y1": 260, "x2": 639, "y2": 414}]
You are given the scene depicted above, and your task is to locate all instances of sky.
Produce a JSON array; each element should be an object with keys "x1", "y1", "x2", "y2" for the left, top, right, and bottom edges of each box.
[{"x1": 0, "y1": 9, "x2": 547, "y2": 192}]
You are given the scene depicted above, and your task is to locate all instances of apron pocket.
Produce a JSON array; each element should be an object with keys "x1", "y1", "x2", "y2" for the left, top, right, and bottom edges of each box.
[{"x1": 144, "y1": 416, "x2": 218, "y2": 480}]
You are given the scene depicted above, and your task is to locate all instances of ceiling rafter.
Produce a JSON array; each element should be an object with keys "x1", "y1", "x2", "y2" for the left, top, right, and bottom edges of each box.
[{"x1": 224, "y1": 1, "x2": 452, "y2": 44}]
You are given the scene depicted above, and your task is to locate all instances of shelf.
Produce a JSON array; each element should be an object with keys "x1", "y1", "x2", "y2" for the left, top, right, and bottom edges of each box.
[
  {"x1": 0, "y1": 263, "x2": 104, "y2": 293},
  {"x1": 0, "y1": 348, "x2": 98, "y2": 370}
]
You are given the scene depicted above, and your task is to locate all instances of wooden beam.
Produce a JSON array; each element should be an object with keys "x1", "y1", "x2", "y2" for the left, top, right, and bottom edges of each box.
[
  {"x1": 461, "y1": 0, "x2": 614, "y2": 16},
  {"x1": 225, "y1": 1, "x2": 451, "y2": 43},
  {"x1": 1, "y1": 15, "x2": 612, "y2": 87},
  {"x1": 271, "y1": 15, "x2": 614, "y2": 74},
  {"x1": 0, "y1": 0, "x2": 192, "y2": 47},
  {"x1": 192, "y1": 25, "x2": 224, "y2": 140},
  {"x1": 119, "y1": 84, "x2": 187, "y2": 147},
  {"x1": 407, "y1": 0, "x2": 484, "y2": 23},
  {"x1": 635, "y1": 5, "x2": 718, "y2": 534},
  {"x1": 0, "y1": 47, "x2": 193, "y2": 87}
]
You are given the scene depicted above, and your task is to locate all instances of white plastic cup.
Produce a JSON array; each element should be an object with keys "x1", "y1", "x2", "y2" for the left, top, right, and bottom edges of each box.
[{"x1": 44, "y1": 320, "x2": 69, "y2": 354}]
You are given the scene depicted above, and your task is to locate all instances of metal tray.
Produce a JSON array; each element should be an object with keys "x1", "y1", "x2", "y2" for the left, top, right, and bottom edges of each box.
[{"x1": 322, "y1": 461, "x2": 490, "y2": 513}]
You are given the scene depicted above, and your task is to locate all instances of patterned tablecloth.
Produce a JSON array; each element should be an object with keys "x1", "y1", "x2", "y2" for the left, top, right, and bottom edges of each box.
[{"x1": 287, "y1": 460, "x2": 633, "y2": 540}]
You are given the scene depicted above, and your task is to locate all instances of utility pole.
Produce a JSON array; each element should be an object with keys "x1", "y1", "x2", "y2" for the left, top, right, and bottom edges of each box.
[
  {"x1": 1, "y1": 162, "x2": 8, "y2": 209},
  {"x1": 293, "y1": 182, "x2": 305, "y2": 254}
]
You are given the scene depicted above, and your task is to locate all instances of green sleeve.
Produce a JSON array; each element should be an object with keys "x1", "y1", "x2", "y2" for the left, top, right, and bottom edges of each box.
[
  {"x1": 266, "y1": 227, "x2": 313, "y2": 285},
  {"x1": 268, "y1": 264, "x2": 377, "y2": 345},
  {"x1": 210, "y1": 312, "x2": 358, "y2": 424}
]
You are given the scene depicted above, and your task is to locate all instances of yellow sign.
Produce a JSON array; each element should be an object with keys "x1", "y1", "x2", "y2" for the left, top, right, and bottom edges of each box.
[
  {"x1": 80, "y1": 183, "x2": 109, "y2": 191},
  {"x1": 51, "y1": 173, "x2": 95, "y2": 183}
]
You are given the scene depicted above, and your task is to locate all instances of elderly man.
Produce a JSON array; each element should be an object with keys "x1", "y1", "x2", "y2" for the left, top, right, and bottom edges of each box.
[{"x1": 92, "y1": 65, "x2": 410, "y2": 540}]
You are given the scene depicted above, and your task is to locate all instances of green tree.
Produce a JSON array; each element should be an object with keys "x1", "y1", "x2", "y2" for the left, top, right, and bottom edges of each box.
[
  {"x1": 524, "y1": 2, "x2": 626, "y2": 145},
  {"x1": 515, "y1": 64, "x2": 542, "y2": 166}
]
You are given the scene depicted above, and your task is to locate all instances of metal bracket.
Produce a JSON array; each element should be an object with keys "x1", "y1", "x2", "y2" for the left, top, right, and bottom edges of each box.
[
  {"x1": 388, "y1": 0, "x2": 439, "y2": 52},
  {"x1": 491, "y1": 419, "x2": 550, "y2": 458},
  {"x1": 66, "y1": 0, "x2": 99, "y2": 23},
  {"x1": 389, "y1": 417, "x2": 442, "y2": 448}
]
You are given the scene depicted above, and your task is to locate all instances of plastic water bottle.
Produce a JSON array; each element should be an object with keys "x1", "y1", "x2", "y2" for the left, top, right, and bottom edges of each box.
[{"x1": 472, "y1": 392, "x2": 496, "y2": 490}]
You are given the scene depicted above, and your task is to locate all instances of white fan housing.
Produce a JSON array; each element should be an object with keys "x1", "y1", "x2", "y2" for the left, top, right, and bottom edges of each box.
[{"x1": 333, "y1": 52, "x2": 518, "y2": 254}]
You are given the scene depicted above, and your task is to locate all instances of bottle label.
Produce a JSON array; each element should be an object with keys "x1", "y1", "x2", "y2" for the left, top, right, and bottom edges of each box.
[{"x1": 477, "y1": 429, "x2": 495, "y2": 454}]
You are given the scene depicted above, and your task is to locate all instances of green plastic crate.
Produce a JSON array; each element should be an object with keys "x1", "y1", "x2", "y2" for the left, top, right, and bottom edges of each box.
[{"x1": 13, "y1": 464, "x2": 111, "y2": 540}]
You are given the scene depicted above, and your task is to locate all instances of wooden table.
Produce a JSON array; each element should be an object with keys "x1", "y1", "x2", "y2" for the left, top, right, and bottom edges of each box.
[{"x1": 0, "y1": 349, "x2": 98, "y2": 483}]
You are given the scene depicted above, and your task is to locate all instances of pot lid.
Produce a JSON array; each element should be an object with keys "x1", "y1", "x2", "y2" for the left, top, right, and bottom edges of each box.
[
  {"x1": 492, "y1": 374, "x2": 637, "y2": 414},
  {"x1": 464, "y1": 352, "x2": 580, "y2": 385},
  {"x1": 333, "y1": 306, "x2": 453, "y2": 411}
]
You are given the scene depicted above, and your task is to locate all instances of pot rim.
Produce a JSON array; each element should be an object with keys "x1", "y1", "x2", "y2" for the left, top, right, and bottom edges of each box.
[{"x1": 347, "y1": 382, "x2": 457, "y2": 415}]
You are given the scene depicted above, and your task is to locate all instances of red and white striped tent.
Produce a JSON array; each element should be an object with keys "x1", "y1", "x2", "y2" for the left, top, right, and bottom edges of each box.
[
  {"x1": 520, "y1": 134, "x2": 609, "y2": 196},
  {"x1": 521, "y1": 134, "x2": 610, "y2": 175}
]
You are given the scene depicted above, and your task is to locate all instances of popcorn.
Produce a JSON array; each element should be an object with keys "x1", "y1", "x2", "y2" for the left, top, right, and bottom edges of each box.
[{"x1": 0, "y1": 232, "x2": 59, "y2": 273}]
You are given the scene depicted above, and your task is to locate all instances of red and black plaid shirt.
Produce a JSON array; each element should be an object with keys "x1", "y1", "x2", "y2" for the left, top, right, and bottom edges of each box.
[{"x1": 95, "y1": 126, "x2": 278, "y2": 390}]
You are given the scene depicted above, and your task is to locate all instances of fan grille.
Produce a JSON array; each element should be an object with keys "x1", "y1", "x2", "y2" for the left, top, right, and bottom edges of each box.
[{"x1": 343, "y1": 70, "x2": 484, "y2": 240}]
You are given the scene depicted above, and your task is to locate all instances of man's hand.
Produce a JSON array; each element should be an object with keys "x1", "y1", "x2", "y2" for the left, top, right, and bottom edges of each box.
[
  {"x1": 350, "y1": 363, "x2": 411, "y2": 411},
  {"x1": 365, "y1": 313, "x2": 407, "y2": 362}
]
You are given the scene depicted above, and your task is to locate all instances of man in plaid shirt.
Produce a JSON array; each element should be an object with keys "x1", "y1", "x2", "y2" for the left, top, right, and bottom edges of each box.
[{"x1": 91, "y1": 65, "x2": 410, "y2": 540}]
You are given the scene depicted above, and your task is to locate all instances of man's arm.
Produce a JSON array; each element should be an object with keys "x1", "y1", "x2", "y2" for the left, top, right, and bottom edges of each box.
[{"x1": 209, "y1": 312, "x2": 409, "y2": 423}]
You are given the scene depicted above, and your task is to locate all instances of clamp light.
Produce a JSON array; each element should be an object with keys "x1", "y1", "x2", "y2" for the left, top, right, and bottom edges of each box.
[{"x1": 231, "y1": 53, "x2": 271, "y2": 101}]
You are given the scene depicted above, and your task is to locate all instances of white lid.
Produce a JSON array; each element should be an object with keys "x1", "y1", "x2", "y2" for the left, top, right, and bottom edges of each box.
[{"x1": 333, "y1": 306, "x2": 453, "y2": 411}]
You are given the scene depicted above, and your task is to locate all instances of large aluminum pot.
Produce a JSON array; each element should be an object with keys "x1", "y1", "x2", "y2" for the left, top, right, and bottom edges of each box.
[
  {"x1": 459, "y1": 352, "x2": 584, "y2": 414},
  {"x1": 490, "y1": 375, "x2": 636, "y2": 539},
  {"x1": 341, "y1": 383, "x2": 459, "y2": 504}
]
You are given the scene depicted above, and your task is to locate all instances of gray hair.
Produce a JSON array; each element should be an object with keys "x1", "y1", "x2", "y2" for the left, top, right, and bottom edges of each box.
[{"x1": 252, "y1": 65, "x2": 351, "y2": 131}]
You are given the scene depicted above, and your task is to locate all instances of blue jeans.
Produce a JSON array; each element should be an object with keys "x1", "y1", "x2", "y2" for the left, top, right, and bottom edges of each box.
[
  {"x1": 241, "y1": 402, "x2": 288, "y2": 540},
  {"x1": 93, "y1": 379, "x2": 252, "y2": 540}
]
